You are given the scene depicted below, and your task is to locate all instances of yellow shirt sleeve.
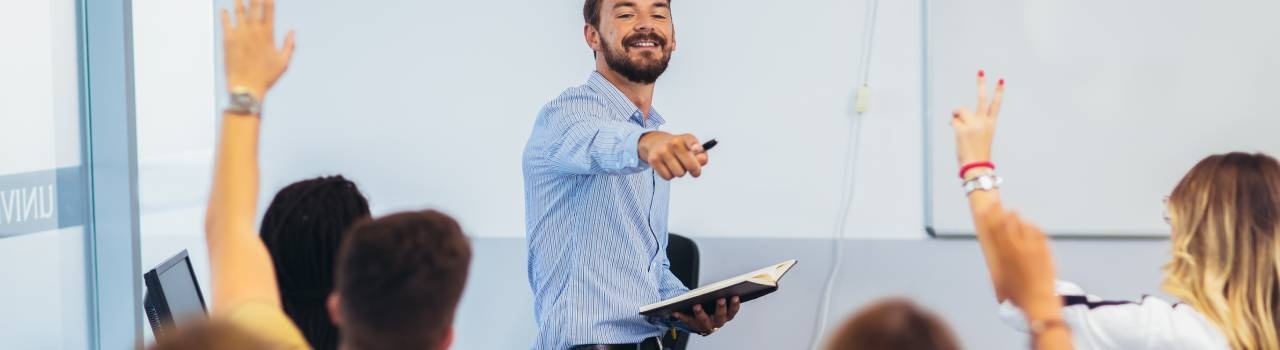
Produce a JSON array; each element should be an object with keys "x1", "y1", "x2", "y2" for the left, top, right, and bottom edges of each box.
[{"x1": 224, "y1": 301, "x2": 312, "y2": 350}]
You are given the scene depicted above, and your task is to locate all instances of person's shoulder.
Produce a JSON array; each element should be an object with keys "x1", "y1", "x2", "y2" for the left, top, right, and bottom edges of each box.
[
  {"x1": 524, "y1": 83, "x2": 609, "y2": 168},
  {"x1": 223, "y1": 301, "x2": 312, "y2": 350},
  {"x1": 538, "y1": 83, "x2": 609, "y2": 121},
  {"x1": 1139, "y1": 296, "x2": 1230, "y2": 349},
  {"x1": 1091, "y1": 295, "x2": 1228, "y2": 349}
]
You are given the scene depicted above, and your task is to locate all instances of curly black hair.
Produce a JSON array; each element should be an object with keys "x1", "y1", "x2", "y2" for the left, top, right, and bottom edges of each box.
[{"x1": 260, "y1": 175, "x2": 371, "y2": 350}]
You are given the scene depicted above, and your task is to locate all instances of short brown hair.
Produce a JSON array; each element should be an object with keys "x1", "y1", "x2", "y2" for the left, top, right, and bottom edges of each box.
[
  {"x1": 825, "y1": 298, "x2": 961, "y2": 350},
  {"x1": 335, "y1": 210, "x2": 472, "y2": 350},
  {"x1": 584, "y1": 0, "x2": 605, "y2": 28}
]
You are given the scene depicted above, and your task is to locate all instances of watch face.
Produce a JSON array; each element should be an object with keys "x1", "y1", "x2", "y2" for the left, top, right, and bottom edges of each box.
[
  {"x1": 228, "y1": 92, "x2": 260, "y2": 114},
  {"x1": 978, "y1": 176, "x2": 994, "y2": 188}
]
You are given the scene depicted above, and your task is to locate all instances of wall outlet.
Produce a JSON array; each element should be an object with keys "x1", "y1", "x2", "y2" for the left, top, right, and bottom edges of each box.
[{"x1": 855, "y1": 85, "x2": 871, "y2": 114}]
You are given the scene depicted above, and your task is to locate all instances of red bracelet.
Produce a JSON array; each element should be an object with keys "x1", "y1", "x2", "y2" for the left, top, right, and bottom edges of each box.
[{"x1": 959, "y1": 161, "x2": 996, "y2": 179}]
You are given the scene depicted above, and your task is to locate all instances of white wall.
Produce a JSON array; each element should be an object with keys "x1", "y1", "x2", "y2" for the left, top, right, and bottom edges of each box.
[
  {"x1": 129, "y1": 1, "x2": 1180, "y2": 350},
  {"x1": 191, "y1": 0, "x2": 930, "y2": 240},
  {"x1": 661, "y1": 0, "x2": 924, "y2": 240}
]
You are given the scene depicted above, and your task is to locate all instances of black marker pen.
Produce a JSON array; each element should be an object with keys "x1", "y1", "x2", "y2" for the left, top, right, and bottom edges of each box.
[{"x1": 701, "y1": 139, "x2": 717, "y2": 152}]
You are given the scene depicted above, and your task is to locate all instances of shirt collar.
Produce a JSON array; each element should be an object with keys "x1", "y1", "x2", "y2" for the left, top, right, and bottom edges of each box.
[{"x1": 586, "y1": 71, "x2": 666, "y2": 128}]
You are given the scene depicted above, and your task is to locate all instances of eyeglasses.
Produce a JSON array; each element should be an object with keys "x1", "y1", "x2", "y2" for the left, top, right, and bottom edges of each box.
[{"x1": 1162, "y1": 196, "x2": 1172, "y2": 226}]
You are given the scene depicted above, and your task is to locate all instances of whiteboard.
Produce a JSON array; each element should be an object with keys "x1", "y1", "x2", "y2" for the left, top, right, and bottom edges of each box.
[{"x1": 926, "y1": 0, "x2": 1280, "y2": 237}]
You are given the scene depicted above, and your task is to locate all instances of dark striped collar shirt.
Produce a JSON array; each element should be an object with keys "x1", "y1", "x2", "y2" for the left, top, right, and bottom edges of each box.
[{"x1": 523, "y1": 71, "x2": 689, "y2": 349}]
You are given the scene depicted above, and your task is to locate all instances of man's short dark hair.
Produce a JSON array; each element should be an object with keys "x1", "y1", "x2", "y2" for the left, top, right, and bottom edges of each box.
[
  {"x1": 335, "y1": 210, "x2": 472, "y2": 350},
  {"x1": 584, "y1": 0, "x2": 604, "y2": 29}
]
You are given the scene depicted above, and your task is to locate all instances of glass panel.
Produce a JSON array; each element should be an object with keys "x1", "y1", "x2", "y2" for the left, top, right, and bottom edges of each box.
[
  {"x1": 0, "y1": 0, "x2": 91, "y2": 348},
  {"x1": 130, "y1": 0, "x2": 217, "y2": 341}
]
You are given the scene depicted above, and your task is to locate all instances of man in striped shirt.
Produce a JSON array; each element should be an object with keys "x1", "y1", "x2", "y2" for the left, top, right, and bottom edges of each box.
[{"x1": 523, "y1": 1, "x2": 740, "y2": 349}]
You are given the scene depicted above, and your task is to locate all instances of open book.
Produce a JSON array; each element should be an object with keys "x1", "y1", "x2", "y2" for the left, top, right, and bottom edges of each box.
[{"x1": 640, "y1": 259, "x2": 797, "y2": 318}]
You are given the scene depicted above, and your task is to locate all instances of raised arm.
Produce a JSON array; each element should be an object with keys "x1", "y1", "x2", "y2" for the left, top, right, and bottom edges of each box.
[
  {"x1": 986, "y1": 212, "x2": 1072, "y2": 350},
  {"x1": 204, "y1": 0, "x2": 296, "y2": 316},
  {"x1": 954, "y1": 73, "x2": 1072, "y2": 349},
  {"x1": 951, "y1": 70, "x2": 1009, "y2": 301}
]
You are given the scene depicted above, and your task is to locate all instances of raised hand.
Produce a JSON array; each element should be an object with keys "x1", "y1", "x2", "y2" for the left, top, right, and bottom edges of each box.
[
  {"x1": 205, "y1": 0, "x2": 297, "y2": 316},
  {"x1": 221, "y1": 0, "x2": 296, "y2": 99},
  {"x1": 952, "y1": 70, "x2": 1005, "y2": 177}
]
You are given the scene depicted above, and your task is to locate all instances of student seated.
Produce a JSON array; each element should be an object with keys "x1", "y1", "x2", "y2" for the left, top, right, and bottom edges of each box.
[
  {"x1": 824, "y1": 298, "x2": 960, "y2": 350},
  {"x1": 196, "y1": 1, "x2": 472, "y2": 349},
  {"x1": 261, "y1": 176, "x2": 371, "y2": 350},
  {"x1": 327, "y1": 210, "x2": 471, "y2": 350},
  {"x1": 952, "y1": 71, "x2": 1277, "y2": 349}
]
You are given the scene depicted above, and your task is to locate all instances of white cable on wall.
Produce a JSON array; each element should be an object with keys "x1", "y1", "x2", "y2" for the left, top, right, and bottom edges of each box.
[{"x1": 807, "y1": 0, "x2": 881, "y2": 348}]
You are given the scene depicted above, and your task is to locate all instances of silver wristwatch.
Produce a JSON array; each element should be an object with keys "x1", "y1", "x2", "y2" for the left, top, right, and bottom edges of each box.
[
  {"x1": 225, "y1": 88, "x2": 262, "y2": 116},
  {"x1": 963, "y1": 173, "x2": 1003, "y2": 195}
]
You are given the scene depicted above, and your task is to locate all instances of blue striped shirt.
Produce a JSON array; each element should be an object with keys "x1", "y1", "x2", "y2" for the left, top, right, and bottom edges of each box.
[{"x1": 523, "y1": 72, "x2": 690, "y2": 349}]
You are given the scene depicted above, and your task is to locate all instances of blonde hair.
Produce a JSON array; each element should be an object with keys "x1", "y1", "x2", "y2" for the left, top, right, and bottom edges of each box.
[{"x1": 1163, "y1": 152, "x2": 1280, "y2": 350}]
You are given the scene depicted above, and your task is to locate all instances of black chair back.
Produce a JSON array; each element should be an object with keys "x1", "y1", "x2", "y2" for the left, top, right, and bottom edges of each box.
[{"x1": 663, "y1": 233, "x2": 700, "y2": 350}]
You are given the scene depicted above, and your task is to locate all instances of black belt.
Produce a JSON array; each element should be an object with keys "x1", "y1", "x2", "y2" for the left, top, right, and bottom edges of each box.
[{"x1": 570, "y1": 336, "x2": 665, "y2": 350}]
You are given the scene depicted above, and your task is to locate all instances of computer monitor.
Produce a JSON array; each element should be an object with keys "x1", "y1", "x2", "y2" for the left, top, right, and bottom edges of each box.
[{"x1": 143, "y1": 249, "x2": 208, "y2": 340}]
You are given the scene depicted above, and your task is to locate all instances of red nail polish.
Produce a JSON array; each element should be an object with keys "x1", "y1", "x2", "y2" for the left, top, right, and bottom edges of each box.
[
  {"x1": 979, "y1": 70, "x2": 985, "y2": 78},
  {"x1": 999, "y1": 78, "x2": 1005, "y2": 86}
]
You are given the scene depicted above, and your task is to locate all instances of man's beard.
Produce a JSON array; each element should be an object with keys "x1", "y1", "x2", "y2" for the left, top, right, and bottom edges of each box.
[{"x1": 600, "y1": 32, "x2": 672, "y2": 85}]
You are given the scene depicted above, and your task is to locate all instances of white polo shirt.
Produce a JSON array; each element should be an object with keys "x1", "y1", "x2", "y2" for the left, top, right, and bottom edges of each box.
[{"x1": 998, "y1": 280, "x2": 1228, "y2": 350}]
